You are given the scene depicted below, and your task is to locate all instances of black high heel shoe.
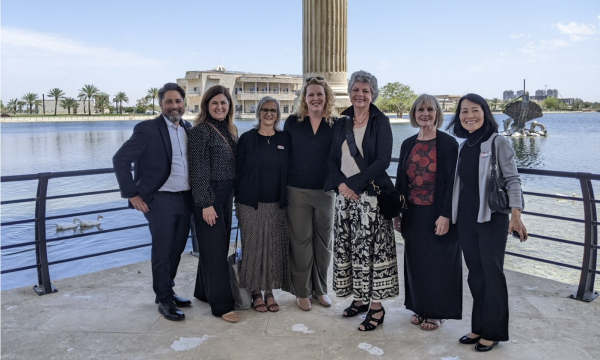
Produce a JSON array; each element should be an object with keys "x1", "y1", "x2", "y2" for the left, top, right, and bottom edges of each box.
[
  {"x1": 342, "y1": 300, "x2": 370, "y2": 317},
  {"x1": 358, "y1": 307, "x2": 385, "y2": 331}
]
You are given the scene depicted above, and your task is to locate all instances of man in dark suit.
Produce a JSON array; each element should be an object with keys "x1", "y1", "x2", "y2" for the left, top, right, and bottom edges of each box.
[{"x1": 113, "y1": 83, "x2": 194, "y2": 321}]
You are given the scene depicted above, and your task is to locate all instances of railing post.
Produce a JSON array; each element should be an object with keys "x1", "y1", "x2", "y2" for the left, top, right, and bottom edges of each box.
[
  {"x1": 33, "y1": 174, "x2": 57, "y2": 295},
  {"x1": 570, "y1": 173, "x2": 598, "y2": 302},
  {"x1": 189, "y1": 214, "x2": 199, "y2": 258}
]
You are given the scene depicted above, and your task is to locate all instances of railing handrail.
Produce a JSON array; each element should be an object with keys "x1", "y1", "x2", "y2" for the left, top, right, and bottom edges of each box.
[{"x1": 1, "y1": 164, "x2": 597, "y2": 301}]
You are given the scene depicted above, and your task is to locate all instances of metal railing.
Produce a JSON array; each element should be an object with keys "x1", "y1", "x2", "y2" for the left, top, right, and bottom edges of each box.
[{"x1": 1, "y1": 164, "x2": 598, "y2": 302}]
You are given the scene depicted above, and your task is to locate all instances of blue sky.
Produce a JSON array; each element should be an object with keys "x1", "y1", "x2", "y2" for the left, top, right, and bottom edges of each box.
[{"x1": 2, "y1": 0, "x2": 599, "y2": 104}]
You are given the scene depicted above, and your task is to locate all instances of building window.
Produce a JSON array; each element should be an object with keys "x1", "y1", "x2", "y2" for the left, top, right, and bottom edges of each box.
[
  {"x1": 193, "y1": 87, "x2": 198, "y2": 92},
  {"x1": 194, "y1": 105, "x2": 199, "y2": 112},
  {"x1": 283, "y1": 105, "x2": 289, "y2": 113},
  {"x1": 250, "y1": 104, "x2": 256, "y2": 113},
  {"x1": 235, "y1": 105, "x2": 242, "y2": 112}
]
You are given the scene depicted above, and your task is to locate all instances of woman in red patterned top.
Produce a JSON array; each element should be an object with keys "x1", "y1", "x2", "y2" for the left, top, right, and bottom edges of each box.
[{"x1": 394, "y1": 94, "x2": 462, "y2": 331}]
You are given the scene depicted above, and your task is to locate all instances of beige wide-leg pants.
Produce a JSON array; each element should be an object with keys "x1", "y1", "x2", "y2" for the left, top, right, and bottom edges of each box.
[{"x1": 287, "y1": 186, "x2": 335, "y2": 298}]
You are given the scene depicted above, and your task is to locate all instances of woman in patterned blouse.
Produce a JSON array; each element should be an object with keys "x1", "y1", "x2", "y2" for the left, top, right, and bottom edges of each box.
[
  {"x1": 188, "y1": 85, "x2": 239, "y2": 323},
  {"x1": 394, "y1": 94, "x2": 461, "y2": 331}
]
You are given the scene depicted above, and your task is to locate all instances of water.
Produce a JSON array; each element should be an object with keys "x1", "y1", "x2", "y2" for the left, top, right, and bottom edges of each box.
[{"x1": 1, "y1": 113, "x2": 599, "y2": 290}]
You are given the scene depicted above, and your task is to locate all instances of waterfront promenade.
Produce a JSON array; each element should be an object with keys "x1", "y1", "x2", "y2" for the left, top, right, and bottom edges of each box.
[{"x1": 2, "y1": 243, "x2": 599, "y2": 359}]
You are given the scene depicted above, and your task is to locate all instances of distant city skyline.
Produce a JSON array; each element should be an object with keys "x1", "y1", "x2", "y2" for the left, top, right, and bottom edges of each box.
[{"x1": 2, "y1": 1, "x2": 599, "y2": 103}]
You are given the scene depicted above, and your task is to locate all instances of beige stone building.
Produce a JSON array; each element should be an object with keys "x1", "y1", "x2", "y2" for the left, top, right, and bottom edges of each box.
[{"x1": 177, "y1": 65, "x2": 303, "y2": 119}]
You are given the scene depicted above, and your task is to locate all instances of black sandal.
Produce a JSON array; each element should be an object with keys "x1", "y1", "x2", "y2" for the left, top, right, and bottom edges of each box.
[
  {"x1": 342, "y1": 300, "x2": 370, "y2": 317},
  {"x1": 358, "y1": 307, "x2": 385, "y2": 331}
]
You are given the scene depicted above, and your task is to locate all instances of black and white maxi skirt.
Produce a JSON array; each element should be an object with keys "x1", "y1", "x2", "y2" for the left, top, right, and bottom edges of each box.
[{"x1": 333, "y1": 193, "x2": 399, "y2": 302}]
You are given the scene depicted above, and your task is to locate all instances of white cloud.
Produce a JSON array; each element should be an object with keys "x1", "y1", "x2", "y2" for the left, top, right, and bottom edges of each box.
[
  {"x1": 510, "y1": 33, "x2": 525, "y2": 39},
  {"x1": 555, "y1": 21, "x2": 597, "y2": 41},
  {"x1": 1, "y1": 27, "x2": 163, "y2": 68}
]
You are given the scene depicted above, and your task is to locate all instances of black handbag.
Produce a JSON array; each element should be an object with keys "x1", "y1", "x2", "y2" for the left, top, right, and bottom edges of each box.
[
  {"x1": 343, "y1": 116, "x2": 406, "y2": 219},
  {"x1": 488, "y1": 135, "x2": 512, "y2": 215}
]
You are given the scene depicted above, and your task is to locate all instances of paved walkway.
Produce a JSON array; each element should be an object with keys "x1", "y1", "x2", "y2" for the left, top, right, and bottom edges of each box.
[{"x1": 2, "y1": 244, "x2": 599, "y2": 359}]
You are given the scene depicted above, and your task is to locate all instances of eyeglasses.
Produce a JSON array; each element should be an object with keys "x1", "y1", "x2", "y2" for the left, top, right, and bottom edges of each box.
[
  {"x1": 260, "y1": 108, "x2": 278, "y2": 114},
  {"x1": 305, "y1": 76, "x2": 324, "y2": 82}
]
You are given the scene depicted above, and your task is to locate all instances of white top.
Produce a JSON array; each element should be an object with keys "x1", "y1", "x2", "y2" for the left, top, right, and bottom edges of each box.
[
  {"x1": 340, "y1": 125, "x2": 367, "y2": 178},
  {"x1": 159, "y1": 117, "x2": 190, "y2": 192}
]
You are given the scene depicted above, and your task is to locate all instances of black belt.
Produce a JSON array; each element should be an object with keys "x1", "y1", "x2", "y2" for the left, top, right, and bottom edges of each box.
[{"x1": 159, "y1": 190, "x2": 191, "y2": 194}]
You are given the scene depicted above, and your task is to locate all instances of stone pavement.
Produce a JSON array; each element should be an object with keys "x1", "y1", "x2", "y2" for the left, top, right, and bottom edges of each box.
[{"x1": 2, "y1": 244, "x2": 599, "y2": 360}]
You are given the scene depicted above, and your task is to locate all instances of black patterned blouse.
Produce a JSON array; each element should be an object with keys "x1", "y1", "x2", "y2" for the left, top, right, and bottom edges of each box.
[{"x1": 188, "y1": 118, "x2": 238, "y2": 208}]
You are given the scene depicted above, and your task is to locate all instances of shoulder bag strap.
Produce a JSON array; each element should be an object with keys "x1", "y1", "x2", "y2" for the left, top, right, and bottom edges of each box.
[
  {"x1": 206, "y1": 121, "x2": 234, "y2": 157},
  {"x1": 344, "y1": 116, "x2": 367, "y2": 171},
  {"x1": 490, "y1": 134, "x2": 499, "y2": 181}
]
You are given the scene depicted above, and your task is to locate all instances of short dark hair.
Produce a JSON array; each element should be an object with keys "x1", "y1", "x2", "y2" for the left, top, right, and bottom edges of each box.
[
  {"x1": 158, "y1": 83, "x2": 186, "y2": 103},
  {"x1": 446, "y1": 93, "x2": 498, "y2": 138}
]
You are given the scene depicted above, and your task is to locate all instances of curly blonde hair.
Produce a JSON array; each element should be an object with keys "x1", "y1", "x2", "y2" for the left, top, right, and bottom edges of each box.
[{"x1": 294, "y1": 77, "x2": 337, "y2": 125}]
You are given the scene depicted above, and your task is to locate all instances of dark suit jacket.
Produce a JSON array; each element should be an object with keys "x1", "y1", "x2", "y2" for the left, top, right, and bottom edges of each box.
[
  {"x1": 112, "y1": 115, "x2": 192, "y2": 206},
  {"x1": 395, "y1": 130, "x2": 458, "y2": 218},
  {"x1": 234, "y1": 129, "x2": 290, "y2": 209},
  {"x1": 324, "y1": 103, "x2": 395, "y2": 195}
]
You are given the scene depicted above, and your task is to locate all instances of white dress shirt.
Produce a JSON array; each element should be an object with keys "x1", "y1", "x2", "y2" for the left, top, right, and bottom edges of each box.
[{"x1": 159, "y1": 116, "x2": 190, "y2": 192}]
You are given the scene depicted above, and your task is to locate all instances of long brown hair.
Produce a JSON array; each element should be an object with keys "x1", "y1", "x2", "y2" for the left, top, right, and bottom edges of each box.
[
  {"x1": 195, "y1": 85, "x2": 237, "y2": 138},
  {"x1": 294, "y1": 77, "x2": 337, "y2": 125}
]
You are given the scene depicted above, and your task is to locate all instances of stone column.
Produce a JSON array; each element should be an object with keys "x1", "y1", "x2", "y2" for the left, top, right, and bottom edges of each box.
[{"x1": 303, "y1": 0, "x2": 351, "y2": 110}]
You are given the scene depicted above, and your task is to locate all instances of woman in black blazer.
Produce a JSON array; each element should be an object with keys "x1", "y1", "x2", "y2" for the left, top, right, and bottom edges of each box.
[
  {"x1": 235, "y1": 96, "x2": 291, "y2": 313},
  {"x1": 394, "y1": 94, "x2": 462, "y2": 331},
  {"x1": 325, "y1": 70, "x2": 399, "y2": 332}
]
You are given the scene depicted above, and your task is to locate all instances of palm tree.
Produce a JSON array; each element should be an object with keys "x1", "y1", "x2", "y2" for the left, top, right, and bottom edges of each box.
[
  {"x1": 17, "y1": 101, "x2": 26, "y2": 113},
  {"x1": 147, "y1": 87, "x2": 159, "y2": 114},
  {"x1": 78, "y1": 84, "x2": 100, "y2": 115},
  {"x1": 114, "y1": 92, "x2": 129, "y2": 114},
  {"x1": 491, "y1": 98, "x2": 500, "y2": 111},
  {"x1": 95, "y1": 96, "x2": 110, "y2": 114},
  {"x1": 47, "y1": 88, "x2": 65, "y2": 115},
  {"x1": 22, "y1": 92, "x2": 39, "y2": 114},
  {"x1": 60, "y1": 97, "x2": 78, "y2": 114},
  {"x1": 7, "y1": 99, "x2": 18, "y2": 114}
]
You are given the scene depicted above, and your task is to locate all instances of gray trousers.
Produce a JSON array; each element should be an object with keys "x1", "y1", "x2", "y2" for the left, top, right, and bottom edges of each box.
[{"x1": 287, "y1": 186, "x2": 335, "y2": 298}]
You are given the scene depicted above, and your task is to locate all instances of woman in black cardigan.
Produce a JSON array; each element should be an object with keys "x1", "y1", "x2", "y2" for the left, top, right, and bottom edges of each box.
[
  {"x1": 394, "y1": 94, "x2": 462, "y2": 331},
  {"x1": 235, "y1": 96, "x2": 291, "y2": 313},
  {"x1": 325, "y1": 70, "x2": 399, "y2": 331}
]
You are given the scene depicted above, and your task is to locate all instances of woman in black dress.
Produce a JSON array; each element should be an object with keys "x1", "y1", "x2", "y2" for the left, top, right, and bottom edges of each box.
[
  {"x1": 188, "y1": 85, "x2": 239, "y2": 323},
  {"x1": 394, "y1": 94, "x2": 462, "y2": 331},
  {"x1": 235, "y1": 96, "x2": 291, "y2": 313},
  {"x1": 447, "y1": 93, "x2": 528, "y2": 352}
]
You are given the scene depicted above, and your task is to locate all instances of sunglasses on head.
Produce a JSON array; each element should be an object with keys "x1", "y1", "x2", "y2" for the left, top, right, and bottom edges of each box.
[{"x1": 305, "y1": 76, "x2": 324, "y2": 83}]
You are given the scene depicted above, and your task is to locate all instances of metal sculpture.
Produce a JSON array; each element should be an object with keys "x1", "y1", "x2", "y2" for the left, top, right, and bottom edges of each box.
[{"x1": 501, "y1": 80, "x2": 547, "y2": 137}]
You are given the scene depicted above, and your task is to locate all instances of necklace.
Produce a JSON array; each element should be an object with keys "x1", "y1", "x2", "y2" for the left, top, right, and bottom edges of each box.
[
  {"x1": 467, "y1": 132, "x2": 485, "y2": 147},
  {"x1": 259, "y1": 130, "x2": 275, "y2": 144},
  {"x1": 353, "y1": 112, "x2": 369, "y2": 125}
]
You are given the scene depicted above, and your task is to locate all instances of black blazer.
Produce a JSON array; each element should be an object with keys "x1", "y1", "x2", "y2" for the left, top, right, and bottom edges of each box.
[
  {"x1": 234, "y1": 129, "x2": 290, "y2": 209},
  {"x1": 112, "y1": 115, "x2": 192, "y2": 206},
  {"x1": 395, "y1": 130, "x2": 458, "y2": 218},
  {"x1": 324, "y1": 103, "x2": 395, "y2": 195}
]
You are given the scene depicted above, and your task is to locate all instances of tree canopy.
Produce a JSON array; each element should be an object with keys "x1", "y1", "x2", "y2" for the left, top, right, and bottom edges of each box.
[
  {"x1": 375, "y1": 82, "x2": 417, "y2": 118},
  {"x1": 48, "y1": 88, "x2": 65, "y2": 115}
]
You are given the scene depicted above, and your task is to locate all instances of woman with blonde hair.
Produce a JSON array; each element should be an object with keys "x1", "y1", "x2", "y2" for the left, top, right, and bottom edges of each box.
[
  {"x1": 284, "y1": 76, "x2": 337, "y2": 311},
  {"x1": 394, "y1": 94, "x2": 462, "y2": 331},
  {"x1": 188, "y1": 85, "x2": 239, "y2": 323}
]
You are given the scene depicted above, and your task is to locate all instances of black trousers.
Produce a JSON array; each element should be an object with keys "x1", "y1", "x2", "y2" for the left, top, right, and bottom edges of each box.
[
  {"x1": 144, "y1": 191, "x2": 193, "y2": 303},
  {"x1": 193, "y1": 180, "x2": 235, "y2": 317},
  {"x1": 458, "y1": 211, "x2": 510, "y2": 341}
]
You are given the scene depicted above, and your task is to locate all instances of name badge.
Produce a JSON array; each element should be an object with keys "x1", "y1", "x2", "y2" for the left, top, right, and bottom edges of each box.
[
  {"x1": 481, "y1": 151, "x2": 492, "y2": 158},
  {"x1": 278, "y1": 145, "x2": 285, "y2": 150}
]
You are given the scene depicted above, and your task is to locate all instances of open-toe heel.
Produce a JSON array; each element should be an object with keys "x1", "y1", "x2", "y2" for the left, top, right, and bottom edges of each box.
[
  {"x1": 358, "y1": 307, "x2": 385, "y2": 331},
  {"x1": 343, "y1": 300, "x2": 370, "y2": 317},
  {"x1": 252, "y1": 292, "x2": 267, "y2": 312}
]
